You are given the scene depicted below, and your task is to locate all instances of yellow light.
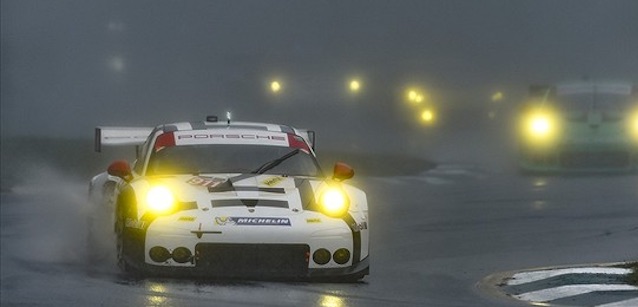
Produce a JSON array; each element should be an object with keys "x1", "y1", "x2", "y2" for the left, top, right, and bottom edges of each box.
[
  {"x1": 421, "y1": 109, "x2": 434, "y2": 123},
  {"x1": 146, "y1": 186, "x2": 175, "y2": 214},
  {"x1": 530, "y1": 115, "x2": 551, "y2": 136},
  {"x1": 521, "y1": 109, "x2": 559, "y2": 146},
  {"x1": 270, "y1": 81, "x2": 281, "y2": 93},
  {"x1": 631, "y1": 111, "x2": 638, "y2": 140},
  {"x1": 407, "y1": 90, "x2": 418, "y2": 101},
  {"x1": 319, "y1": 187, "x2": 349, "y2": 218},
  {"x1": 491, "y1": 91, "x2": 504, "y2": 102},
  {"x1": 349, "y1": 80, "x2": 361, "y2": 92},
  {"x1": 415, "y1": 95, "x2": 423, "y2": 103}
]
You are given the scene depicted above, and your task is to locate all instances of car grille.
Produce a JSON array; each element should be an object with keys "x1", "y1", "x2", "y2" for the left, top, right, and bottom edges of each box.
[
  {"x1": 559, "y1": 151, "x2": 631, "y2": 169},
  {"x1": 195, "y1": 243, "x2": 310, "y2": 278}
]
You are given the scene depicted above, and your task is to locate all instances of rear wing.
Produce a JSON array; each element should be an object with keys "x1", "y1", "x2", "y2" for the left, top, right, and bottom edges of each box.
[{"x1": 94, "y1": 126, "x2": 154, "y2": 152}]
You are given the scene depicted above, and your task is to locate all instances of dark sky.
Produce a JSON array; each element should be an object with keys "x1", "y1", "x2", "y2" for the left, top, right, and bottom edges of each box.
[{"x1": 2, "y1": 0, "x2": 638, "y2": 138}]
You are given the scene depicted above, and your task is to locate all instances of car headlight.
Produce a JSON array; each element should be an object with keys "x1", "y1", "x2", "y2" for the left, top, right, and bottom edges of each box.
[
  {"x1": 521, "y1": 109, "x2": 559, "y2": 145},
  {"x1": 319, "y1": 187, "x2": 350, "y2": 218},
  {"x1": 146, "y1": 186, "x2": 175, "y2": 215},
  {"x1": 529, "y1": 115, "x2": 552, "y2": 136},
  {"x1": 631, "y1": 111, "x2": 638, "y2": 140}
]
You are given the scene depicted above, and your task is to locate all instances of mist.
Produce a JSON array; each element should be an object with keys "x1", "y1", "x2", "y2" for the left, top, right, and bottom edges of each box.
[
  {"x1": 2, "y1": 0, "x2": 637, "y2": 150},
  {"x1": 3, "y1": 163, "x2": 118, "y2": 275}
]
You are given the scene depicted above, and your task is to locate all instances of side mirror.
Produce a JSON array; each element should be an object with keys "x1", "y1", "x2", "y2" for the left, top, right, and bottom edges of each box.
[
  {"x1": 107, "y1": 160, "x2": 132, "y2": 181},
  {"x1": 333, "y1": 162, "x2": 354, "y2": 181}
]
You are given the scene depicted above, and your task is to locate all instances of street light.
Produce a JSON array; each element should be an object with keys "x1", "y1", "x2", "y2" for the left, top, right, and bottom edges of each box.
[
  {"x1": 407, "y1": 90, "x2": 418, "y2": 101},
  {"x1": 349, "y1": 79, "x2": 361, "y2": 92},
  {"x1": 270, "y1": 80, "x2": 282, "y2": 93},
  {"x1": 420, "y1": 108, "x2": 435, "y2": 124}
]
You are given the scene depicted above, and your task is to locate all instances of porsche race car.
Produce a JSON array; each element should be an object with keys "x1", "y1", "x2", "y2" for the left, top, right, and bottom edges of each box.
[
  {"x1": 88, "y1": 116, "x2": 369, "y2": 281},
  {"x1": 518, "y1": 81, "x2": 638, "y2": 173}
]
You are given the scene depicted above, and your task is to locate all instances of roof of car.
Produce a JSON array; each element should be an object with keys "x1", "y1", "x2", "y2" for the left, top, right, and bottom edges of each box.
[{"x1": 159, "y1": 120, "x2": 300, "y2": 134}]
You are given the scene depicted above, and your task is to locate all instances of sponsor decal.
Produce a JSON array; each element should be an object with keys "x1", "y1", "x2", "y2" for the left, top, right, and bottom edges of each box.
[
  {"x1": 187, "y1": 176, "x2": 227, "y2": 189},
  {"x1": 178, "y1": 216, "x2": 195, "y2": 222},
  {"x1": 306, "y1": 218, "x2": 321, "y2": 223},
  {"x1": 262, "y1": 176, "x2": 284, "y2": 187},
  {"x1": 215, "y1": 216, "x2": 291, "y2": 226},
  {"x1": 174, "y1": 130, "x2": 288, "y2": 147}
]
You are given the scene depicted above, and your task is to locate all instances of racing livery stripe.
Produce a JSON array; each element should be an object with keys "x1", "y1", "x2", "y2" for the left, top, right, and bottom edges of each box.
[
  {"x1": 295, "y1": 179, "x2": 316, "y2": 210},
  {"x1": 207, "y1": 186, "x2": 286, "y2": 194},
  {"x1": 235, "y1": 187, "x2": 286, "y2": 193},
  {"x1": 288, "y1": 134, "x2": 310, "y2": 151},
  {"x1": 211, "y1": 199, "x2": 288, "y2": 208}
]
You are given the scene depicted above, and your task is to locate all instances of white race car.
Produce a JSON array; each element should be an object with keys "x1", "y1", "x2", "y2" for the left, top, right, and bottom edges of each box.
[{"x1": 88, "y1": 116, "x2": 369, "y2": 281}]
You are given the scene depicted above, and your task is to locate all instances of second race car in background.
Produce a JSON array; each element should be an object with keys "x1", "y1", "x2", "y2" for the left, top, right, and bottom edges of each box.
[{"x1": 518, "y1": 81, "x2": 638, "y2": 173}]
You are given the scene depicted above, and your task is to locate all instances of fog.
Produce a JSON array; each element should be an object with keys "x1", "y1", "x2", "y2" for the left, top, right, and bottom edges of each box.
[
  {"x1": 2, "y1": 4, "x2": 638, "y2": 305},
  {"x1": 2, "y1": 0, "x2": 637, "y2": 148}
]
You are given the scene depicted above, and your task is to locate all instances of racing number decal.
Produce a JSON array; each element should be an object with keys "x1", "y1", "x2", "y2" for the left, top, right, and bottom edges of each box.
[{"x1": 187, "y1": 176, "x2": 227, "y2": 189}]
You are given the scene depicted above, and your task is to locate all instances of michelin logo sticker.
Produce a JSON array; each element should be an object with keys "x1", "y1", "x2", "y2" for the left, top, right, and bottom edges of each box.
[{"x1": 215, "y1": 216, "x2": 291, "y2": 226}]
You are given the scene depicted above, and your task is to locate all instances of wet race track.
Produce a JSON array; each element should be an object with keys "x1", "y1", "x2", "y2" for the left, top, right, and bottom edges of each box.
[{"x1": 2, "y1": 159, "x2": 637, "y2": 306}]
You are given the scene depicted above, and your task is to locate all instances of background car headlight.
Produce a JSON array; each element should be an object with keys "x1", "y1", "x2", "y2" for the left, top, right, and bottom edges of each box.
[
  {"x1": 521, "y1": 110, "x2": 559, "y2": 146},
  {"x1": 146, "y1": 186, "x2": 175, "y2": 214},
  {"x1": 319, "y1": 187, "x2": 350, "y2": 218},
  {"x1": 529, "y1": 115, "x2": 552, "y2": 136},
  {"x1": 632, "y1": 112, "x2": 638, "y2": 140}
]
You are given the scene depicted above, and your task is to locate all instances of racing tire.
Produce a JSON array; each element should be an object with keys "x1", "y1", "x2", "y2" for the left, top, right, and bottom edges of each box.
[{"x1": 115, "y1": 218, "x2": 143, "y2": 276}]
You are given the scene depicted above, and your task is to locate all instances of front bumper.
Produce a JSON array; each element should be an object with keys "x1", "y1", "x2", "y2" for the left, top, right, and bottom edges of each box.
[
  {"x1": 131, "y1": 253, "x2": 370, "y2": 281},
  {"x1": 124, "y1": 212, "x2": 369, "y2": 280}
]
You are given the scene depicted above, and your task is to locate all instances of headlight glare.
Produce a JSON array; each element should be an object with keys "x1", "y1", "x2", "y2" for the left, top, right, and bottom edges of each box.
[
  {"x1": 530, "y1": 115, "x2": 552, "y2": 136},
  {"x1": 319, "y1": 187, "x2": 350, "y2": 218},
  {"x1": 632, "y1": 113, "x2": 638, "y2": 140},
  {"x1": 146, "y1": 186, "x2": 175, "y2": 214},
  {"x1": 521, "y1": 108, "x2": 559, "y2": 147}
]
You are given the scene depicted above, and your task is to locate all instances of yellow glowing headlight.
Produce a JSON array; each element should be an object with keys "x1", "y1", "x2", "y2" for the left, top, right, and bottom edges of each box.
[
  {"x1": 522, "y1": 110, "x2": 558, "y2": 141},
  {"x1": 631, "y1": 112, "x2": 638, "y2": 140},
  {"x1": 146, "y1": 186, "x2": 175, "y2": 214},
  {"x1": 349, "y1": 79, "x2": 361, "y2": 92},
  {"x1": 270, "y1": 81, "x2": 281, "y2": 93},
  {"x1": 319, "y1": 187, "x2": 350, "y2": 218},
  {"x1": 529, "y1": 115, "x2": 552, "y2": 136},
  {"x1": 421, "y1": 109, "x2": 435, "y2": 123},
  {"x1": 407, "y1": 90, "x2": 418, "y2": 101}
]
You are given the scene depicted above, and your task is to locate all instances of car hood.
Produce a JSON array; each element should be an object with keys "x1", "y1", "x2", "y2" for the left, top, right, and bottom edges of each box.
[
  {"x1": 136, "y1": 174, "x2": 323, "y2": 216},
  {"x1": 561, "y1": 111, "x2": 632, "y2": 145}
]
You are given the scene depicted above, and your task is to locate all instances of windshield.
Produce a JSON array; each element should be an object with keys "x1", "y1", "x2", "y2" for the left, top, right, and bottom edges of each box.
[{"x1": 146, "y1": 144, "x2": 320, "y2": 177}]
